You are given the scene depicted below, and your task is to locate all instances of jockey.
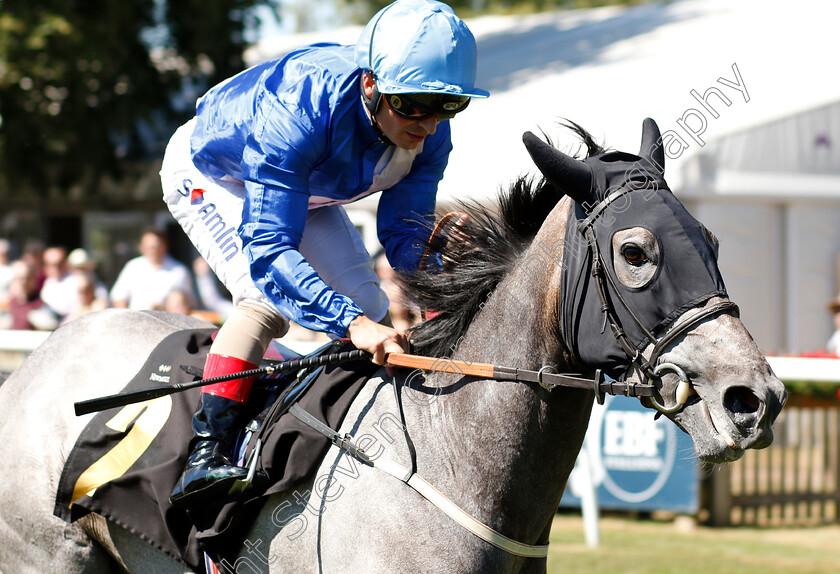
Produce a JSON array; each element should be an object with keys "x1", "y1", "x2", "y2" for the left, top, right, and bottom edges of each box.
[{"x1": 161, "y1": 0, "x2": 488, "y2": 507}]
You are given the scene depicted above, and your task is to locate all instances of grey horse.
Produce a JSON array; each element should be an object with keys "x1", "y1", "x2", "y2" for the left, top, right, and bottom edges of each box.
[{"x1": 0, "y1": 120, "x2": 786, "y2": 573}]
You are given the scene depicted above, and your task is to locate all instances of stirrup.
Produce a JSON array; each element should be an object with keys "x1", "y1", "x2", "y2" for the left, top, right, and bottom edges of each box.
[{"x1": 228, "y1": 438, "x2": 262, "y2": 495}]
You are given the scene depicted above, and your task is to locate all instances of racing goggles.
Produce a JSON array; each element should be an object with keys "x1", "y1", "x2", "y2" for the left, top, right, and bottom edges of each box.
[{"x1": 384, "y1": 92, "x2": 471, "y2": 121}]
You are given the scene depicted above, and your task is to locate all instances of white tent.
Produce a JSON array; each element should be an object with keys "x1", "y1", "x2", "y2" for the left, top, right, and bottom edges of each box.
[
  {"x1": 680, "y1": 98, "x2": 840, "y2": 354},
  {"x1": 247, "y1": 0, "x2": 840, "y2": 201},
  {"x1": 247, "y1": 0, "x2": 840, "y2": 353}
]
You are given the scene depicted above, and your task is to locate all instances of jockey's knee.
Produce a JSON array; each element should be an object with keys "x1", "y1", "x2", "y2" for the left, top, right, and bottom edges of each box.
[{"x1": 210, "y1": 299, "x2": 289, "y2": 364}]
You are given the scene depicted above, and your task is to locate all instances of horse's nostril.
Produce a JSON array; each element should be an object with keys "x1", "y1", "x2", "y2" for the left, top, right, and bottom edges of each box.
[{"x1": 724, "y1": 386, "x2": 761, "y2": 415}]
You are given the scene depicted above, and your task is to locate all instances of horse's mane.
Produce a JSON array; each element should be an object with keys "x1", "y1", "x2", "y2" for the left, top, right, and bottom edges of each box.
[{"x1": 403, "y1": 121, "x2": 605, "y2": 357}]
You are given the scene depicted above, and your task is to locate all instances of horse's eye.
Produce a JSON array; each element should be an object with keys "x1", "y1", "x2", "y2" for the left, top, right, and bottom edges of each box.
[{"x1": 622, "y1": 245, "x2": 647, "y2": 265}]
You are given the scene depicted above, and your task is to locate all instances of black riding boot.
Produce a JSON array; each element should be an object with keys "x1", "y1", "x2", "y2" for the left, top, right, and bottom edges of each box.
[{"x1": 169, "y1": 393, "x2": 248, "y2": 507}]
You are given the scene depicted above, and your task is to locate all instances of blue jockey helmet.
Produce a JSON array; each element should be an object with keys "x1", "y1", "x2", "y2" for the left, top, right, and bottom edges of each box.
[{"x1": 355, "y1": 0, "x2": 489, "y2": 99}]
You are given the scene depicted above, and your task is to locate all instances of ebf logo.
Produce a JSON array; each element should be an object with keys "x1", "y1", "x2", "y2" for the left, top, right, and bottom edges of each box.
[
  {"x1": 598, "y1": 397, "x2": 677, "y2": 503},
  {"x1": 561, "y1": 394, "x2": 698, "y2": 513}
]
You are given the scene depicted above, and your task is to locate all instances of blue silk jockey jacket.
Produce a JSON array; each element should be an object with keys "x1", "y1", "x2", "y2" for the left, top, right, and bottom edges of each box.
[{"x1": 189, "y1": 43, "x2": 453, "y2": 336}]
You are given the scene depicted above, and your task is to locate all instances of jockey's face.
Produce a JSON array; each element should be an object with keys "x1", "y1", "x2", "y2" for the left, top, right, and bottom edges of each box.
[
  {"x1": 378, "y1": 103, "x2": 440, "y2": 150},
  {"x1": 362, "y1": 74, "x2": 440, "y2": 150}
]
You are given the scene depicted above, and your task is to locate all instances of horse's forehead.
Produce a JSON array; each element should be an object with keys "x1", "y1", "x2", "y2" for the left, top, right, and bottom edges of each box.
[{"x1": 584, "y1": 153, "x2": 666, "y2": 204}]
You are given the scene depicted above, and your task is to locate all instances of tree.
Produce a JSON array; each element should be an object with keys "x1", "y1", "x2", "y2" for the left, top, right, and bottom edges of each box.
[
  {"x1": 0, "y1": 0, "x2": 644, "y2": 204},
  {"x1": 0, "y1": 0, "x2": 279, "y2": 202}
]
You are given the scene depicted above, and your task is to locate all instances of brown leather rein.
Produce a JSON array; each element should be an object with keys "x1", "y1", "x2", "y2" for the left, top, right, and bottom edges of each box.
[{"x1": 384, "y1": 352, "x2": 656, "y2": 403}]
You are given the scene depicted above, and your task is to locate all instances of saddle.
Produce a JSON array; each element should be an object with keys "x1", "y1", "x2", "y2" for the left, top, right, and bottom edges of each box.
[{"x1": 54, "y1": 328, "x2": 378, "y2": 572}]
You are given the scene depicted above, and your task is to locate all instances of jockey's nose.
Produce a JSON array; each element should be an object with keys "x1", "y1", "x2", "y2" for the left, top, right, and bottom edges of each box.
[{"x1": 418, "y1": 115, "x2": 439, "y2": 134}]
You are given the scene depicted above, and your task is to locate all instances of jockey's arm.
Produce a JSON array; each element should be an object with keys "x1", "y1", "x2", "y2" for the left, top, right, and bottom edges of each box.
[
  {"x1": 241, "y1": 183, "x2": 409, "y2": 363},
  {"x1": 375, "y1": 130, "x2": 450, "y2": 273}
]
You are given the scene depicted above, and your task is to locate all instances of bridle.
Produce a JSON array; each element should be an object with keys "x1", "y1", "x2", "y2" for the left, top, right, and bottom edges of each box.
[{"x1": 577, "y1": 182, "x2": 740, "y2": 414}]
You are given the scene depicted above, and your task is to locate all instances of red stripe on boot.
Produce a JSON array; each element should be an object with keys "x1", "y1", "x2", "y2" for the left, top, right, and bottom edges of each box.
[{"x1": 201, "y1": 354, "x2": 257, "y2": 404}]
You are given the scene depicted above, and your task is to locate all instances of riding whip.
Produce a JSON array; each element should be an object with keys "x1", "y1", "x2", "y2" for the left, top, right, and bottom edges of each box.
[
  {"x1": 73, "y1": 349, "x2": 370, "y2": 416},
  {"x1": 74, "y1": 349, "x2": 655, "y2": 417}
]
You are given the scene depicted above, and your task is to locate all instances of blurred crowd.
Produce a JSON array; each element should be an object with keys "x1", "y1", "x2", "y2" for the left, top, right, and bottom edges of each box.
[
  {"x1": 0, "y1": 228, "x2": 233, "y2": 332},
  {"x1": 0, "y1": 230, "x2": 421, "y2": 340}
]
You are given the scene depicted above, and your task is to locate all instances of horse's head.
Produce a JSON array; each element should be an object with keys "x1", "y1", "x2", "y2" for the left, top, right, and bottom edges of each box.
[{"x1": 523, "y1": 118, "x2": 787, "y2": 463}]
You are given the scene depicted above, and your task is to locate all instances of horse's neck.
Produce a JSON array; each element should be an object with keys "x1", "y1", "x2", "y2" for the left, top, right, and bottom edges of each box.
[{"x1": 406, "y1": 198, "x2": 593, "y2": 543}]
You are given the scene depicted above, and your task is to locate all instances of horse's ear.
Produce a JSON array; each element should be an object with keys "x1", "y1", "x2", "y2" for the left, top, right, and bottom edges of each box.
[
  {"x1": 638, "y1": 117, "x2": 665, "y2": 174},
  {"x1": 522, "y1": 131, "x2": 592, "y2": 204}
]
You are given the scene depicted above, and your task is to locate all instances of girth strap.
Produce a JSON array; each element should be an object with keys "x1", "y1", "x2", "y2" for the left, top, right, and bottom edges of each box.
[
  {"x1": 289, "y1": 404, "x2": 373, "y2": 464},
  {"x1": 288, "y1": 404, "x2": 550, "y2": 558}
]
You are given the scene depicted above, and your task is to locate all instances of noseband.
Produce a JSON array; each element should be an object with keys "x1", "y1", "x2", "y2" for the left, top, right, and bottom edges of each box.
[{"x1": 579, "y1": 185, "x2": 740, "y2": 414}]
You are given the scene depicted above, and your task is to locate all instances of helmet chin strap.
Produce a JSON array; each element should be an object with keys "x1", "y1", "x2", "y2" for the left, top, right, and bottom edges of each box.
[{"x1": 360, "y1": 73, "x2": 395, "y2": 147}]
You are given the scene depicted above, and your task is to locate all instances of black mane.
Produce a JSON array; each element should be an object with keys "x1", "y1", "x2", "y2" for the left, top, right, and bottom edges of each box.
[{"x1": 403, "y1": 121, "x2": 605, "y2": 357}]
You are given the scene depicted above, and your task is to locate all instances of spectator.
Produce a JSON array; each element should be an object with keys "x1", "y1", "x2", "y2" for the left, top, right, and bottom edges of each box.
[
  {"x1": 21, "y1": 239, "x2": 46, "y2": 294},
  {"x1": 67, "y1": 248, "x2": 110, "y2": 308},
  {"x1": 163, "y1": 289, "x2": 194, "y2": 316},
  {"x1": 40, "y1": 246, "x2": 78, "y2": 320},
  {"x1": 110, "y1": 228, "x2": 196, "y2": 310},
  {"x1": 61, "y1": 271, "x2": 109, "y2": 325},
  {"x1": 0, "y1": 239, "x2": 13, "y2": 297},
  {"x1": 3, "y1": 260, "x2": 59, "y2": 330},
  {"x1": 0, "y1": 239, "x2": 14, "y2": 313},
  {"x1": 827, "y1": 295, "x2": 840, "y2": 355},
  {"x1": 163, "y1": 287, "x2": 224, "y2": 325}
]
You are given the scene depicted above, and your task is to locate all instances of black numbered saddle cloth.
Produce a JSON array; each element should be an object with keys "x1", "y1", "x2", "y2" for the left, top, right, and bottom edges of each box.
[{"x1": 54, "y1": 329, "x2": 378, "y2": 572}]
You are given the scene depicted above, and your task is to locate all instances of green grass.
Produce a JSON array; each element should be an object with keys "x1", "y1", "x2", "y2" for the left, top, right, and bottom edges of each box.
[{"x1": 547, "y1": 514, "x2": 840, "y2": 574}]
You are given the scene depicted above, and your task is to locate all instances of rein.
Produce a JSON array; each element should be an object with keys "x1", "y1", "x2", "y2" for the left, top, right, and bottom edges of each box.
[{"x1": 384, "y1": 352, "x2": 655, "y2": 403}]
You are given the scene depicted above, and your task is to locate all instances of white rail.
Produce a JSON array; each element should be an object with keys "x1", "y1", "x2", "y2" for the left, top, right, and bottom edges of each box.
[
  {"x1": 2, "y1": 330, "x2": 839, "y2": 383},
  {"x1": 0, "y1": 330, "x2": 51, "y2": 353},
  {"x1": 765, "y1": 356, "x2": 840, "y2": 383}
]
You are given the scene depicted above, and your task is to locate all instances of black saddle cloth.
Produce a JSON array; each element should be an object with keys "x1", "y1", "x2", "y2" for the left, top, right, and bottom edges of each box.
[{"x1": 54, "y1": 328, "x2": 378, "y2": 572}]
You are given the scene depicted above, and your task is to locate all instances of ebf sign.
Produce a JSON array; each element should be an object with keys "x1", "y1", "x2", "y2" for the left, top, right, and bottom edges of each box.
[{"x1": 560, "y1": 394, "x2": 699, "y2": 513}]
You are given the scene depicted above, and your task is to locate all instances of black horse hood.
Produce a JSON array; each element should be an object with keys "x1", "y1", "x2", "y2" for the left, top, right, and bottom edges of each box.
[{"x1": 523, "y1": 119, "x2": 727, "y2": 379}]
